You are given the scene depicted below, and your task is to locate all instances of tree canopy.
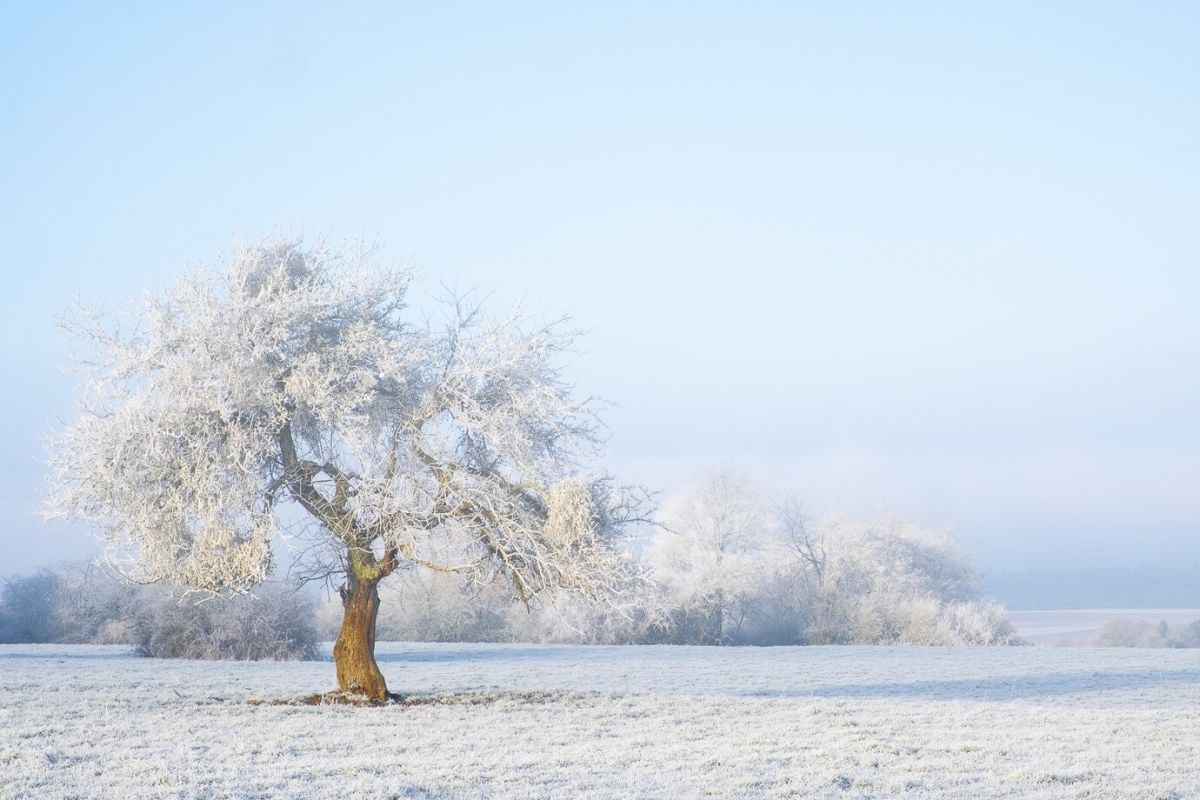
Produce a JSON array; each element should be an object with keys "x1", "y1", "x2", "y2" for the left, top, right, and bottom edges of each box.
[{"x1": 48, "y1": 240, "x2": 646, "y2": 697}]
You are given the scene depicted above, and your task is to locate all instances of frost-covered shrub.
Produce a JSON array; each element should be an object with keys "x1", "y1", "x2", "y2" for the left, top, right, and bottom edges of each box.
[
  {"x1": 0, "y1": 564, "x2": 136, "y2": 644},
  {"x1": 848, "y1": 593, "x2": 943, "y2": 644},
  {"x1": 51, "y1": 563, "x2": 138, "y2": 644},
  {"x1": 500, "y1": 586, "x2": 661, "y2": 645},
  {"x1": 1092, "y1": 619, "x2": 1170, "y2": 648},
  {"x1": 640, "y1": 472, "x2": 1016, "y2": 647},
  {"x1": 845, "y1": 596, "x2": 1016, "y2": 646},
  {"x1": 935, "y1": 601, "x2": 1018, "y2": 645},
  {"x1": 1170, "y1": 620, "x2": 1200, "y2": 648},
  {"x1": 317, "y1": 565, "x2": 660, "y2": 646},
  {"x1": 372, "y1": 571, "x2": 514, "y2": 643},
  {"x1": 801, "y1": 520, "x2": 994, "y2": 643},
  {"x1": 1091, "y1": 619, "x2": 1200, "y2": 649},
  {"x1": 130, "y1": 584, "x2": 319, "y2": 660},
  {"x1": 0, "y1": 564, "x2": 319, "y2": 657},
  {"x1": 775, "y1": 515, "x2": 1013, "y2": 646}
]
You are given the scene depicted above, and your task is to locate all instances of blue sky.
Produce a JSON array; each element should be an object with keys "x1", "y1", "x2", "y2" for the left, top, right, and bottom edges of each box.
[{"x1": 1, "y1": 2, "x2": 1197, "y2": 574}]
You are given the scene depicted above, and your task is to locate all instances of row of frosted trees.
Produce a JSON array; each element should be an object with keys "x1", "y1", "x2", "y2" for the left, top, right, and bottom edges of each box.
[
  {"x1": 334, "y1": 469, "x2": 1016, "y2": 646},
  {"x1": 5, "y1": 469, "x2": 1013, "y2": 650}
]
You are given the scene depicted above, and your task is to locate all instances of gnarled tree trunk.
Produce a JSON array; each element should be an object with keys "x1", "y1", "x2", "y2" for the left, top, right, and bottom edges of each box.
[{"x1": 333, "y1": 572, "x2": 389, "y2": 700}]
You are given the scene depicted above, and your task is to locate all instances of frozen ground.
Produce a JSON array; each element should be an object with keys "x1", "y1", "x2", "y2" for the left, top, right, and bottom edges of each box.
[{"x1": 2, "y1": 643, "x2": 1198, "y2": 799}]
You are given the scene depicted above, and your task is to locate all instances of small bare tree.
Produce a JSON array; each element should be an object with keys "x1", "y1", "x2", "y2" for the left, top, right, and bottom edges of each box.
[{"x1": 47, "y1": 240, "x2": 646, "y2": 699}]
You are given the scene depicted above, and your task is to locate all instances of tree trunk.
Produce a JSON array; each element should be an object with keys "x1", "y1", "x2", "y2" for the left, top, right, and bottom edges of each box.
[
  {"x1": 333, "y1": 573, "x2": 389, "y2": 700},
  {"x1": 712, "y1": 589, "x2": 725, "y2": 645}
]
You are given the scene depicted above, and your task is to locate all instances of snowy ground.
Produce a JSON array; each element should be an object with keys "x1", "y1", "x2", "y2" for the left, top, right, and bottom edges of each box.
[{"x1": 2, "y1": 643, "x2": 1198, "y2": 799}]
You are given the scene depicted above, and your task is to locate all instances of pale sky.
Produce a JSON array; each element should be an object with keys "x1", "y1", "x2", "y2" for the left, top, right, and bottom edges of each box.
[{"x1": 2, "y1": 2, "x2": 1197, "y2": 575}]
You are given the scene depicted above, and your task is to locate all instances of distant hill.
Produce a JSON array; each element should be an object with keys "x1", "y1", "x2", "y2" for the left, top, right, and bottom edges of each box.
[{"x1": 984, "y1": 565, "x2": 1200, "y2": 610}]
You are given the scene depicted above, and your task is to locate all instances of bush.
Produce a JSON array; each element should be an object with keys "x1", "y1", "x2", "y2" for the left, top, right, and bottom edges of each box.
[
  {"x1": 638, "y1": 471, "x2": 1016, "y2": 647},
  {"x1": 0, "y1": 563, "x2": 320, "y2": 659},
  {"x1": 0, "y1": 570, "x2": 61, "y2": 643},
  {"x1": 52, "y1": 563, "x2": 138, "y2": 644},
  {"x1": 372, "y1": 571, "x2": 514, "y2": 643},
  {"x1": 936, "y1": 601, "x2": 1019, "y2": 645},
  {"x1": 1171, "y1": 620, "x2": 1200, "y2": 648},
  {"x1": 1091, "y1": 619, "x2": 1169, "y2": 648},
  {"x1": 131, "y1": 584, "x2": 320, "y2": 660}
]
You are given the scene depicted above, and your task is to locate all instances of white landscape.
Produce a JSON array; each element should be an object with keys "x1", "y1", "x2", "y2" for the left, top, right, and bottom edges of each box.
[
  {"x1": 3, "y1": 642, "x2": 1198, "y2": 799},
  {"x1": 5, "y1": 5, "x2": 1200, "y2": 800}
]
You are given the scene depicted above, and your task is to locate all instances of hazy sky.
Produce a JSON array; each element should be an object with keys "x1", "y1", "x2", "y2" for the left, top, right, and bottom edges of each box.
[{"x1": 2, "y1": 2, "x2": 1197, "y2": 575}]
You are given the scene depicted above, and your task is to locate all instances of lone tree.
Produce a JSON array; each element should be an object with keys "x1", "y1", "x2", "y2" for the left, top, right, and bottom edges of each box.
[{"x1": 48, "y1": 240, "x2": 645, "y2": 699}]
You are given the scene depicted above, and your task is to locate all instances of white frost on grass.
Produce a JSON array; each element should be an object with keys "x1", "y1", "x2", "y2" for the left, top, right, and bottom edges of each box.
[{"x1": 2, "y1": 643, "x2": 1198, "y2": 798}]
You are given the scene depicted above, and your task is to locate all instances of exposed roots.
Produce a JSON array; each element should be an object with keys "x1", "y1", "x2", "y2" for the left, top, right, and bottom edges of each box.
[
  {"x1": 248, "y1": 691, "x2": 402, "y2": 707},
  {"x1": 248, "y1": 689, "x2": 597, "y2": 708}
]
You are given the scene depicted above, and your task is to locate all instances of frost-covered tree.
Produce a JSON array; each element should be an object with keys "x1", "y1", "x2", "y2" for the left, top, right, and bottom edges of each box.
[
  {"x1": 767, "y1": 512, "x2": 1012, "y2": 645},
  {"x1": 47, "y1": 240, "x2": 646, "y2": 699},
  {"x1": 643, "y1": 471, "x2": 1015, "y2": 647},
  {"x1": 644, "y1": 469, "x2": 765, "y2": 644}
]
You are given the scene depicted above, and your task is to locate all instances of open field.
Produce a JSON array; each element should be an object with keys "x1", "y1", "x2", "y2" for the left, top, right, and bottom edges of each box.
[{"x1": 2, "y1": 643, "x2": 1199, "y2": 799}]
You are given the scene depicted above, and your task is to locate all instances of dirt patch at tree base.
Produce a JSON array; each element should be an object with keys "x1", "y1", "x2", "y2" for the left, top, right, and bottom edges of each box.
[{"x1": 248, "y1": 689, "x2": 595, "y2": 708}]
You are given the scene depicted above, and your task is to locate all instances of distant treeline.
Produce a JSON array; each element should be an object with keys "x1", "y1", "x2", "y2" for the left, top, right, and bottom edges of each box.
[
  {"x1": 984, "y1": 566, "x2": 1200, "y2": 610},
  {"x1": 0, "y1": 563, "x2": 319, "y2": 660}
]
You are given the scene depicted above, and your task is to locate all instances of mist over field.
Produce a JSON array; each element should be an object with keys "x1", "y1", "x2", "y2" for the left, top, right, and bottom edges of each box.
[{"x1": 2, "y1": 3, "x2": 1198, "y2": 798}]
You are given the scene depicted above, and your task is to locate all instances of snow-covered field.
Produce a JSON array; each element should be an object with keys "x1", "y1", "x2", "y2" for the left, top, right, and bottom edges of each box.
[{"x1": 3, "y1": 643, "x2": 1198, "y2": 799}]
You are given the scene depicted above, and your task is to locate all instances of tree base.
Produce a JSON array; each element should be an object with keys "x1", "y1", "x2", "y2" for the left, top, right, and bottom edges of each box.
[{"x1": 249, "y1": 690, "x2": 405, "y2": 707}]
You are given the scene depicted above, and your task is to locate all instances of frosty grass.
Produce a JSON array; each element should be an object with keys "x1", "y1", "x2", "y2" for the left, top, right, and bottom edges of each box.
[{"x1": 2, "y1": 643, "x2": 1197, "y2": 798}]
